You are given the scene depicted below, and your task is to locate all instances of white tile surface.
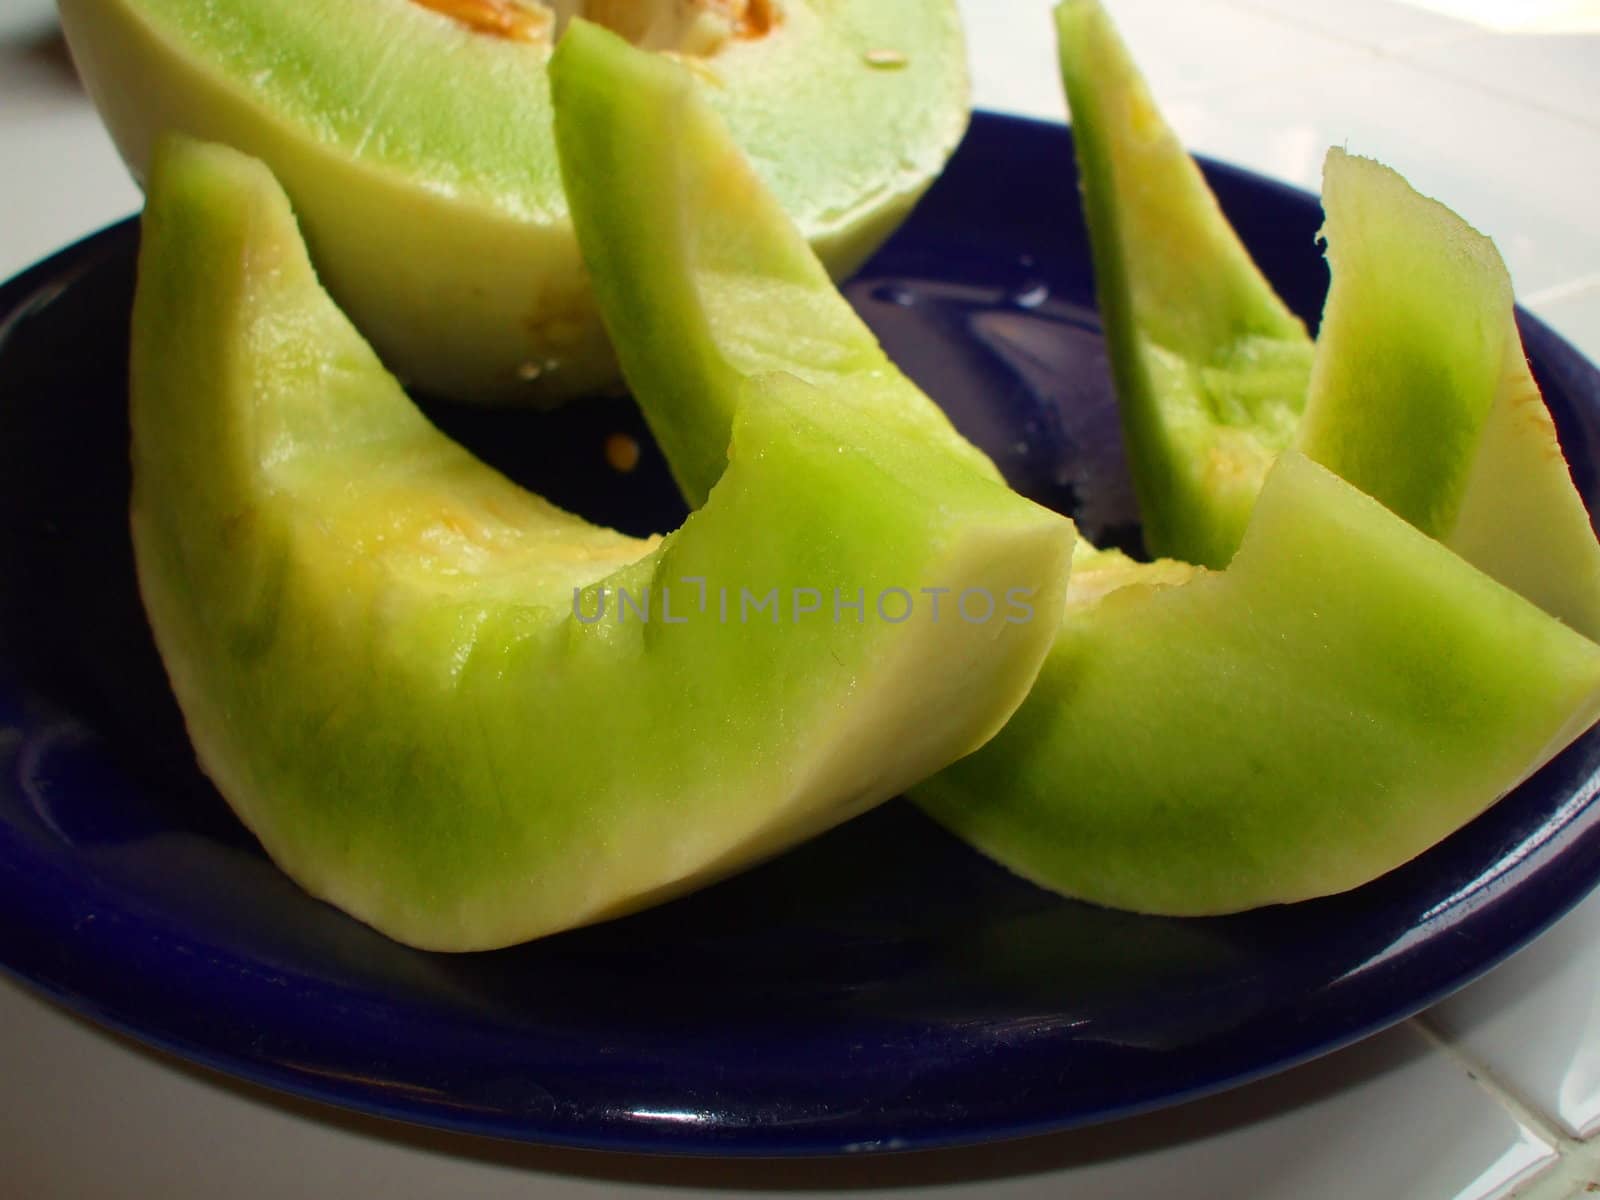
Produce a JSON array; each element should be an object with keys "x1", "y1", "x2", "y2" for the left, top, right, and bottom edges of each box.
[
  {"x1": 1528, "y1": 281, "x2": 1600, "y2": 364},
  {"x1": 0, "y1": 0, "x2": 57, "y2": 42},
  {"x1": 958, "y1": 0, "x2": 1370, "y2": 119},
  {"x1": 1161, "y1": 54, "x2": 1600, "y2": 296},
  {"x1": 967, "y1": 1, "x2": 1600, "y2": 301},
  {"x1": 1384, "y1": 0, "x2": 1600, "y2": 35},
  {"x1": 1429, "y1": 887, "x2": 1600, "y2": 1140},
  {"x1": 957, "y1": 0, "x2": 1062, "y2": 120},
  {"x1": 0, "y1": 975, "x2": 1556, "y2": 1200},
  {"x1": 1400, "y1": 31, "x2": 1600, "y2": 131},
  {"x1": 0, "y1": 34, "x2": 140, "y2": 282},
  {"x1": 1223, "y1": 0, "x2": 1476, "y2": 50},
  {"x1": 1065, "y1": 0, "x2": 1369, "y2": 99}
]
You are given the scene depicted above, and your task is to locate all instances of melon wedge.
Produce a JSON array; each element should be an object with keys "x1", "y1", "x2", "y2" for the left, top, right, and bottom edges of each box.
[
  {"x1": 918, "y1": 452, "x2": 1600, "y2": 913},
  {"x1": 61, "y1": 0, "x2": 968, "y2": 405},
  {"x1": 129, "y1": 135, "x2": 1072, "y2": 950},
  {"x1": 1054, "y1": 0, "x2": 1313, "y2": 568},
  {"x1": 550, "y1": 16, "x2": 997, "y2": 508},
  {"x1": 1058, "y1": 0, "x2": 1600, "y2": 641},
  {"x1": 1298, "y1": 149, "x2": 1600, "y2": 639}
]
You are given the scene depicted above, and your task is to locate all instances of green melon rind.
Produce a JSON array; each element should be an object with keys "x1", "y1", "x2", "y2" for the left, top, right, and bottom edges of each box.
[
  {"x1": 61, "y1": 0, "x2": 968, "y2": 404},
  {"x1": 131, "y1": 135, "x2": 1072, "y2": 950},
  {"x1": 550, "y1": 17, "x2": 997, "y2": 508},
  {"x1": 1298, "y1": 149, "x2": 1600, "y2": 640},
  {"x1": 916, "y1": 450, "x2": 1600, "y2": 914},
  {"x1": 1055, "y1": 0, "x2": 1313, "y2": 569}
]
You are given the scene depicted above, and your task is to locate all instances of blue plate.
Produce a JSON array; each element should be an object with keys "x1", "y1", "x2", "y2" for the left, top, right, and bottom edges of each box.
[{"x1": 2, "y1": 113, "x2": 1599, "y2": 1157}]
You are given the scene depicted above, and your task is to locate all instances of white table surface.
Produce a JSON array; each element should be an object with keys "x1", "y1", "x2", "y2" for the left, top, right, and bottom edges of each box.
[{"x1": 3, "y1": 2, "x2": 1600, "y2": 1196}]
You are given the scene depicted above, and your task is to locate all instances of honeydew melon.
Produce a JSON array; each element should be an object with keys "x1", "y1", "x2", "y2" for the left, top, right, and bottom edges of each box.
[
  {"x1": 60, "y1": 0, "x2": 968, "y2": 405},
  {"x1": 129, "y1": 135, "x2": 1072, "y2": 950},
  {"x1": 553, "y1": 18, "x2": 1600, "y2": 913}
]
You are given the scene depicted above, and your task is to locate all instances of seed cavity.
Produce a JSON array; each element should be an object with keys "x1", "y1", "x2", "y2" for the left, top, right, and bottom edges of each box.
[
  {"x1": 411, "y1": 0, "x2": 552, "y2": 43},
  {"x1": 864, "y1": 48, "x2": 908, "y2": 69},
  {"x1": 410, "y1": 0, "x2": 780, "y2": 53}
]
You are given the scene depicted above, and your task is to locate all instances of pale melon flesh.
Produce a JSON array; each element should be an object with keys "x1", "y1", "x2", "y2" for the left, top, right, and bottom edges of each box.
[
  {"x1": 61, "y1": 0, "x2": 969, "y2": 405},
  {"x1": 130, "y1": 135, "x2": 1072, "y2": 950},
  {"x1": 551, "y1": 17, "x2": 1600, "y2": 913}
]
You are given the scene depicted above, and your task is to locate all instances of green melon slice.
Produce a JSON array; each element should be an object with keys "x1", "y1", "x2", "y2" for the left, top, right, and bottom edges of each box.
[
  {"x1": 1058, "y1": 0, "x2": 1600, "y2": 638},
  {"x1": 550, "y1": 16, "x2": 997, "y2": 509},
  {"x1": 130, "y1": 135, "x2": 1072, "y2": 950},
  {"x1": 61, "y1": 0, "x2": 968, "y2": 405},
  {"x1": 551, "y1": 18, "x2": 1600, "y2": 913},
  {"x1": 1297, "y1": 149, "x2": 1600, "y2": 639},
  {"x1": 918, "y1": 451, "x2": 1600, "y2": 914},
  {"x1": 1055, "y1": 0, "x2": 1313, "y2": 569}
]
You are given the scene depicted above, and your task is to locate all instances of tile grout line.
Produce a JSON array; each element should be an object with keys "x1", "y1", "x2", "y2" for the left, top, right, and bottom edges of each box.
[
  {"x1": 1412, "y1": 1014, "x2": 1576, "y2": 1147},
  {"x1": 1164, "y1": 60, "x2": 1367, "y2": 104},
  {"x1": 1214, "y1": 0, "x2": 1600, "y2": 136},
  {"x1": 1394, "y1": 55, "x2": 1600, "y2": 137},
  {"x1": 1411, "y1": 1015, "x2": 1599, "y2": 1197},
  {"x1": 1216, "y1": 0, "x2": 1486, "y2": 55},
  {"x1": 1523, "y1": 275, "x2": 1600, "y2": 310}
]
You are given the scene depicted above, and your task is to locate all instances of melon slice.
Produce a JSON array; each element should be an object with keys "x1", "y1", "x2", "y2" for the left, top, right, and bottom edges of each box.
[
  {"x1": 552, "y1": 18, "x2": 1600, "y2": 913},
  {"x1": 129, "y1": 135, "x2": 1072, "y2": 950},
  {"x1": 550, "y1": 16, "x2": 997, "y2": 508},
  {"x1": 918, "y1": 452, "x2": 1600, "y2": 914},
  {"x1": 1054, "y1": 0, "x2": 1313, "y2": 568},
  {"x1": 60, "y1": 0, "x2": 968, "y2": 405},
  {"x1": 1058, "y1": 0, "x2": 1600, "y2": 639},
  {"x1": 1297, "y1": 149, "x2": 1600, "y2": 639}
]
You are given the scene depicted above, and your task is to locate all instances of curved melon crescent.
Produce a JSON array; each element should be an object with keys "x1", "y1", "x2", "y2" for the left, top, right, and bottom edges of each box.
[
  {"x1": 129, "y1": 136, "x2": 1073, "y2": 951},
  {"x1": 918, "y1": 454, "x2": 1600, "y2": 913},
  {"x1": 1058, "y1": 0, "x2": 1600, "y2": 644}
]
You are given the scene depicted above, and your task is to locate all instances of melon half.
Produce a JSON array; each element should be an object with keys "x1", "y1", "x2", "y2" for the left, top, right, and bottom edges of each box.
[{"x1": 60, "y1": 0, "x2": 969, "y2": 404}]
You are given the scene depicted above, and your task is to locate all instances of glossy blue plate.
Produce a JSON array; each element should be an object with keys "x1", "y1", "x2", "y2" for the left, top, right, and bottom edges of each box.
[{"x1": 2, "y1": 113, "x2": 1599, "y2": 1157}]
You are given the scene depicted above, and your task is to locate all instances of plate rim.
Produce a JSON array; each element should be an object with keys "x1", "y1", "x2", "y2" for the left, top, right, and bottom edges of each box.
[{"x1": 2, "y1": 109, "x2": 1599, "y2": 1157}]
